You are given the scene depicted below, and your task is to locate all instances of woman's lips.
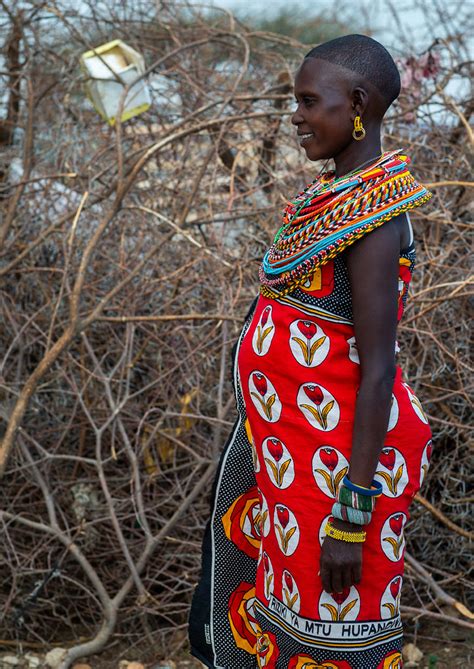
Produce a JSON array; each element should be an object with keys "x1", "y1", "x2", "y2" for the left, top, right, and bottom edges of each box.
[{"x1": 298, "y1": 132, "x2": 314, "y2": 146}]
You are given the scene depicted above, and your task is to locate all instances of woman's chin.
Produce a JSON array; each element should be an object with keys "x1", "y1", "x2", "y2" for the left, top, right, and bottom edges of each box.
[
  {"x1": 303, "y1": 145, "x2": 324, "y2": 162},
  {"x1": 302, "y1": 143, "x2": 335, "y2": 163}
]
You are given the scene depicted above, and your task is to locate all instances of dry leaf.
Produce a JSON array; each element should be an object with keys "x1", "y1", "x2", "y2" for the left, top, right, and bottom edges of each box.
[{"x1": 402, "y1": 642, "x2": 423, "y2": 663}]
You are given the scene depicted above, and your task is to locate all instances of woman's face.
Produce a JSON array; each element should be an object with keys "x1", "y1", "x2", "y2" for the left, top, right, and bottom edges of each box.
[{"x1": 291, "y1": 58, "x2": 355, "y2": 162}]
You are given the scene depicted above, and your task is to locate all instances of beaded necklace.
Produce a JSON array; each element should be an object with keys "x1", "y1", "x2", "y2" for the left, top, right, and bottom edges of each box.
[
  {"x1": 282, "y1": 151, "x2": 385, "y2": 229},
  {"x1": 283, "y1": 152, "x2": 381, "y2": 220},
  {"x1": 274, "y1": 150, "x2": 397, "y2": 243},
  {"x1": 260, "y1": 150, "x2": 431, "y2": 297}
]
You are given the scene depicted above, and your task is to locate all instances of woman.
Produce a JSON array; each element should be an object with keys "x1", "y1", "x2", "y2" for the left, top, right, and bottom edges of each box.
[{"x1": 189, "y1": 34, "x2": 433, "y2": 669}]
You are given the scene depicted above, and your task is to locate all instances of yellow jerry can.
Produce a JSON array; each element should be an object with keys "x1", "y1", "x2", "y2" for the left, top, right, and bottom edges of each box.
[{"x1": 80, "y1": 39, "x2": 151, "y2": 125}]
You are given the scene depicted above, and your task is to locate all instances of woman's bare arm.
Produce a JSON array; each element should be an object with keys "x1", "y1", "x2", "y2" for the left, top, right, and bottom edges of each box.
[
  {"x1": 344, "y1": 213, "x2": 404, "y2": 487},
  {"x1": 319, "y1": 213, "x2": 406, "y2": 593}
]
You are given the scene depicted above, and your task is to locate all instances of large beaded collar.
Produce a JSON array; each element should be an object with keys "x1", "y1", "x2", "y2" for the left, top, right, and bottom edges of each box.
[{"x1": 259, "y1": 150, "x2": 431, "y2": 297}]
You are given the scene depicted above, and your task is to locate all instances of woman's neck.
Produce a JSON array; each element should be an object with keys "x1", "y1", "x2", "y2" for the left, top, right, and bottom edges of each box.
[{"x1": 333, "y1": 140, "x2": 383, "y2": 178}]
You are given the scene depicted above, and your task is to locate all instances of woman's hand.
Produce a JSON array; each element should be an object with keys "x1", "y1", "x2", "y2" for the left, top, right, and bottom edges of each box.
[{"x1": 320, "y1": 520, "x2": 363, "y2": 594}]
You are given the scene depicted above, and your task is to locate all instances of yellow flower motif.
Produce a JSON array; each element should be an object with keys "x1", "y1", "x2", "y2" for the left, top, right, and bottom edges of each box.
[{"x1": 382, "y1": 651, "x2": 403, "y2": 668}]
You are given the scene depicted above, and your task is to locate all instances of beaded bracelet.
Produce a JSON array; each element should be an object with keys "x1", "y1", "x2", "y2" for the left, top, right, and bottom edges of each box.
[
  {"x1": 338, "y1": 486, "x2": 377, "y2": 512},
  {"x1": 324, "y1": 518, "x2": 366, "y2": 543},
  {"x1": 332, "y1": 502, "x2": 372, "y2": 526}
]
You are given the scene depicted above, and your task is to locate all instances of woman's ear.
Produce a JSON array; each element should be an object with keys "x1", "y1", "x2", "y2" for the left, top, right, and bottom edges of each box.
[{"x1": 351, "y1": 87, "x2": 369, "y2": 118}]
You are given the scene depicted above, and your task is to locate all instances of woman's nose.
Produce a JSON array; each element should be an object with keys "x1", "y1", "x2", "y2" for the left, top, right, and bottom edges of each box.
[{"x1": 291, "y1": 106, "x2": 303, "y2": 126}]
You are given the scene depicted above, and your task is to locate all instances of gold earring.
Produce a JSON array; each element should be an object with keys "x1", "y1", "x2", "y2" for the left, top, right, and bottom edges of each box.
[{"x1": 352, "y1": 115, "x2": 366, "y2": 140}]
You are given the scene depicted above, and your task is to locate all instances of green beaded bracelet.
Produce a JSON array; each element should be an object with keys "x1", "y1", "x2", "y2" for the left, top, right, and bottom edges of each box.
[
  {"x1": 338, "y1": 485, "x2": 376, "y2": 512},
  {"x1": 332, "y1": 502, "x2": 372, "y2": 525}
]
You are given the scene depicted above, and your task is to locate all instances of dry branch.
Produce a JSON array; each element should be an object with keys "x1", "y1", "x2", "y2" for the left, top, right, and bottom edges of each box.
[{"x1": 0, "y1": 0, "x2": 472, "y2": 666}]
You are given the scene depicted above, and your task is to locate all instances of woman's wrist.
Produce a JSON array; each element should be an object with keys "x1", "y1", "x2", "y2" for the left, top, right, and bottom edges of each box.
[{"x1": 331, "y1": 517, "x2": 362, "y2": 533}]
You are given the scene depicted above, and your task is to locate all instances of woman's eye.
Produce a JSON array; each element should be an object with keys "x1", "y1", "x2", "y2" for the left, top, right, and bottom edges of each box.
[{"x1": 293, "y1": 97, "x2": 316, "y2": 109}]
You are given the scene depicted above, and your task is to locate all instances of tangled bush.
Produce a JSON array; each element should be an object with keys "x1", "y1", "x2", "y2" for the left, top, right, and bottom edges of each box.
[{"x1": 0, "y1": 1, "x2": 472, "y2": 666}]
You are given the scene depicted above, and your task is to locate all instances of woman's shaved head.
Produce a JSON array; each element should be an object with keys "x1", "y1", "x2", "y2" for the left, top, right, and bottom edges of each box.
[{"x1": 305, "y1": 34, "x2": 401, "y2": 112}]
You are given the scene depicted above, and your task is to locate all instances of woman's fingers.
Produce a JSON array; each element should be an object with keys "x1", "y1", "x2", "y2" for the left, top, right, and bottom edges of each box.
[
  {"x1": 319, "y1": 539, "x2": 362, "y2": 594},
  {"x1": 323, "y1": 564, "x2": 360, "y2": 595},
  {"x1": 341, "y1": 565, "x2": 353, "y2": 591},
  {"x1": 320, "y1": 563, "x2": 332, "y2": 593},
  {"x1": 352, "y1": 562, "x2": 362, "y2": 585},
  {"x1": 331, "y1": 568, "x2": 343, "y2": 595}
]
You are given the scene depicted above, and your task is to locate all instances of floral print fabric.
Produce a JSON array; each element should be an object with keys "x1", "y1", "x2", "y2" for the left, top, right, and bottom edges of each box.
[{"x1": 189, "y1": 247, "x2": 432, "y2": 669}]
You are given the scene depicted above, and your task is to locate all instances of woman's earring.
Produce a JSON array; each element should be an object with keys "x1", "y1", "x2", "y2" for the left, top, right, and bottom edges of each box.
[{"x1": 352, "y1": 115, "x2": 366, "y2": 140}]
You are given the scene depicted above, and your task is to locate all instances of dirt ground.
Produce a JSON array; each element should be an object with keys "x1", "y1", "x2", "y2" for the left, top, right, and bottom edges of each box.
[
  {"x1": 1, "y1": 619, "x2": 471, "y2": 668},
  {"x1": 87, "y1": 619, "x2": 473, "y2": 668}
]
